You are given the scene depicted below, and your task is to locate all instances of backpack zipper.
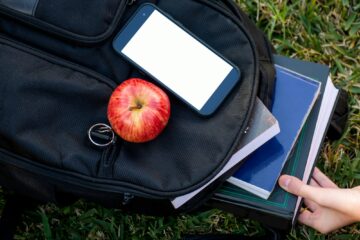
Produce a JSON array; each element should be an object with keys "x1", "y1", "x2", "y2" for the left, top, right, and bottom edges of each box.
[
  {"x1": 0, "y1": 35, "x2": 117, "y2": 89},
  {"x1": 87, "y1": 123, "x2": 121, "y2": 177},
  {"x1": 122, "y1": 193, "x2": 135, "y2": 205},
  {"x1": 0, "y1": 0, "x2": 130, "y2": 44},
  {"x1": 127, "y1": 0, "x2": 137, "y2": 5}
]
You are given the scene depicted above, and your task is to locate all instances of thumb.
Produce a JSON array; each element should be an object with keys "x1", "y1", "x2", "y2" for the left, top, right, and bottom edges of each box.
[
  {"x1": 278, "y1": 175, "x2": 308, "y2": 196},
  {"x1": 279, "y1": 175, "x2": 323, "y2": 200},
  {"x1": 279, "y1": 175, "x2": 360, "y2": 220}
]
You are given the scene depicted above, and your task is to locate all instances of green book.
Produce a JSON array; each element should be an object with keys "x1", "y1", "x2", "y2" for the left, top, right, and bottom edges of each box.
[{"x1": 209, "y1": 55, "x2": 340, "y2": 230}]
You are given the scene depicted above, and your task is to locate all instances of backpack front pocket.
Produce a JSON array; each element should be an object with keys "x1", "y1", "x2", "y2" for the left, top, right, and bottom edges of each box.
[
  {"x1": 0, "y1": 36, "x2": 116, "y2": 176},
  {"x1": 0, "y1": 0, "x2": 128, "y2": 43}
]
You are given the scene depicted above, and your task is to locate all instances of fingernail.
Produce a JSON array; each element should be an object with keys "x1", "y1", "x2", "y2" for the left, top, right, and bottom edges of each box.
[{"x1": 279, "y1": 176, "x2": 291, "y2": 190}]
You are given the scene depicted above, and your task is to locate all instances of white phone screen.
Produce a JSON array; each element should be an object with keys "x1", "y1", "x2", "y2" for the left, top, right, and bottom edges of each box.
[{"x1": 121, "y1": 9, "x2": 233, "y2": 110}]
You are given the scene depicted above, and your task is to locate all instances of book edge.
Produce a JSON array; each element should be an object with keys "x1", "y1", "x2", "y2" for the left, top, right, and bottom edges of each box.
[
  {"x1": 227, "y1": 177, "x2": 271, "y2": 199},
  {"x1": 292, "y1": 75, "x2": 340, "y2": 223},
  {"x1": 170, "y1": 102, "x2": 280, "y2": 208}
]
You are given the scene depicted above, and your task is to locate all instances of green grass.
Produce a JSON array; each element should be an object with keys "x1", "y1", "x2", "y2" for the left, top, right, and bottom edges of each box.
[{"x1": 1, "y1": 0, "x2": 359, "y2": 239}]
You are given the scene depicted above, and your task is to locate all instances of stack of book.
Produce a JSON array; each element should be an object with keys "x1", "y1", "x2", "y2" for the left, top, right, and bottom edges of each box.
[
  {"x1": 211, "y1": 55, "x2": 339, "y2": 229},
  {"x1": 171, "y1": 55, "x2": 340, "y2": 230}
]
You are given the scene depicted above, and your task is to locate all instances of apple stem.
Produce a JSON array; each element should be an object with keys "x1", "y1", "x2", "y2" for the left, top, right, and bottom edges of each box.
[{"x1": 129, "y1": 103, "x2": 142, "y2": 111}]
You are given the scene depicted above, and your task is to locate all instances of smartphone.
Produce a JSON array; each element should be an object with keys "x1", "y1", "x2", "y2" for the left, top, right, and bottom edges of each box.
[{"x1": 113, "y1": 4, "x2": 241, "y2": 116}]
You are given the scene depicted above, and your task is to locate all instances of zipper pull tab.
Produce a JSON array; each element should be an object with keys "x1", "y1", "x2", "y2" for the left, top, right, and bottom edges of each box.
[
  {"x1": 122, "y1": 193, "x2": 134, "y2": 205},
  {"x1": 88, "y1": 123, "x2": 116, "y2": 148}
]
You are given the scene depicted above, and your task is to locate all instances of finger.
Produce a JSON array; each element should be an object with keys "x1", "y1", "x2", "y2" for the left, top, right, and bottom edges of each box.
[
  {"x1": 297, "y1": 208, "x2": 330, "y2": 233},
  {"x1": 279, "y1": 175, "x2": 325, "y2": 199},
  {"x1": 297, "y1": 209, "x2": 315, "y2": 227},
  {"x1": 304, "y1": 179, "x2": 320, "y2": 212},
  {"x1": 297, "y1": 208, "x2": 354, "y2": 234},
  {"x1": 279, "y1": 175, "x2": 360, "y2": 217},
  {"x1": 279, "y1": 175, "x2": 312, "y2": 197},
  {"x1": 310, "y1": 178, "x2": 320, "y2": 187},
  {"x1": 304, "y1": 198, "x2": 318, "y2": 212},
  {"x1": 312, "y1": 168, "x2": 338, "y2": 189}
]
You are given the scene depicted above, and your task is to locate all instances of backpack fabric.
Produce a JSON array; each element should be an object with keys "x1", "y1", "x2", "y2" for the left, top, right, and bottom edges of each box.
[{"x1": 0, "y1": 0, "x2": 276, "y2": 215}]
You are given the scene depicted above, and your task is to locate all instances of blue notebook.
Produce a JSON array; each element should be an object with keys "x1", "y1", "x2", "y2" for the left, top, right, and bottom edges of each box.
[{"x1": 227, "y1": 65, "x2": 321, "y2": 199}]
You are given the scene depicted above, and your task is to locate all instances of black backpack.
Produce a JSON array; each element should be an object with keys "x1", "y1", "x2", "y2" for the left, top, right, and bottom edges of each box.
[{"x1": 0, "y1": 0, "x2": 276, "y2": 236}]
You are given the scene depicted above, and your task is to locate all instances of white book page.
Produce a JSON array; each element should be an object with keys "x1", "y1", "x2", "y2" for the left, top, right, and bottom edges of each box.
[{"x1": 292, "y1": 76, "x2": 339, "y2": 223}]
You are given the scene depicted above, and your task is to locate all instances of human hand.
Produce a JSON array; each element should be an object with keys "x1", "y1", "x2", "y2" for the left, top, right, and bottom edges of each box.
[{"x1": 278, "y1": 167, "x2": 360, "y2": 234}]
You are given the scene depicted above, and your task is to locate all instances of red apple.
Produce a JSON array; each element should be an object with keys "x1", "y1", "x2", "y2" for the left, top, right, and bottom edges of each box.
[{"x1": 107, "y1": 78, "x2": 171, "y2": 143}]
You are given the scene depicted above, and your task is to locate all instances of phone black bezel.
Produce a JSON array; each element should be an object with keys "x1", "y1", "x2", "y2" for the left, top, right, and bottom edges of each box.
[{"x1": 112, "y1": 3, "x2": 241, "y2": 116}]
